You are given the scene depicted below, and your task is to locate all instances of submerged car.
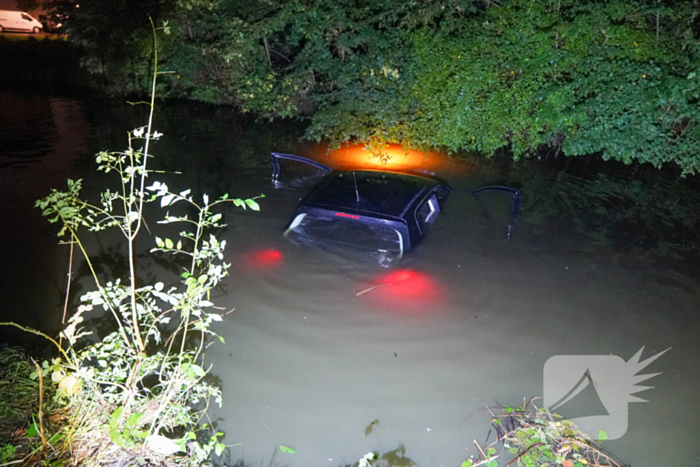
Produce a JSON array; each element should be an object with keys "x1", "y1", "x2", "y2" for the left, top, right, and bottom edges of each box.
[
  {"x1": 272, "y1": 153, "x2": 451, "y2": 265},
  {"x1": 271, "y1": 152, "x2": 521, "y2": 266}
]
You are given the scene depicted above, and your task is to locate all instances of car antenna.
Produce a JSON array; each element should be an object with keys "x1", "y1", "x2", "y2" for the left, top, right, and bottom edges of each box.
[{"x1": 353, "y1": 171, "x2": 360, "y2": 202}]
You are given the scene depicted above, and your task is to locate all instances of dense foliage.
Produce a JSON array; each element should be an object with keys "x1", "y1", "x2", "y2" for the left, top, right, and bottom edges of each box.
[{"x1": 48, "y1": 0, "x2": 700, "y2": 173}]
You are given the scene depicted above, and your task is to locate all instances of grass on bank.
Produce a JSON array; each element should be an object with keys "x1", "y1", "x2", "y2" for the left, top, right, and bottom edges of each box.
[
  {"x1": 0, "y1": 33, "x2": 65, "y2": 41},
  {"x1": 0, "y1": 346, "x2": 69, "y2": 466}
]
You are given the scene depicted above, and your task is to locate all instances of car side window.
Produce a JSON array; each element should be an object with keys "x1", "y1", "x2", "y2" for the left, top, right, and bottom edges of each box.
[{"x1": 417, "y1": 194, "x2": 440, "y2": 230}]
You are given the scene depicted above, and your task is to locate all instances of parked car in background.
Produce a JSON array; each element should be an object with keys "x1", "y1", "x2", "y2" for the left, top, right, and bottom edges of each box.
[{"x1": 0, "y1": 10, "x2": 43, "y2": 34}]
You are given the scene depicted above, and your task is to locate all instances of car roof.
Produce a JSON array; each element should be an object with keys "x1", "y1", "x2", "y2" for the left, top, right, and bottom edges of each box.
[{"x1": 300, "y1": 170, "x2": 443, "y2": 219}]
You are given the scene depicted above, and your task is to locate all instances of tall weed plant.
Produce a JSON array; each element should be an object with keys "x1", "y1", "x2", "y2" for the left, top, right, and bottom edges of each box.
[{"x1": 28, "y1": 22, "x2": 260, "y2": 466}]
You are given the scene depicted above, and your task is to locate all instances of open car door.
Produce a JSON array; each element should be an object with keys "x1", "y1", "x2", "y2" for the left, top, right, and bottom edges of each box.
[
  {"x1": 270, "y1": 152, "x2": 332, "y2": 189},
  {"x1": 472, "y1": 185, "x2": 521, "y2": 239}
]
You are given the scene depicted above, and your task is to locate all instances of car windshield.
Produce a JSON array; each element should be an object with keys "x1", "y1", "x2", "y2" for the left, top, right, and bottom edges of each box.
[{"x1": 286, "y1": 213, "x2": 404, "y2": 266}]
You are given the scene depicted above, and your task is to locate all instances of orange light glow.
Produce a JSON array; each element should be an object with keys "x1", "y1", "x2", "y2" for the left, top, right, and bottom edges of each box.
[
  {"x1": 363, "y1": 269, "x2": 445, "y2": 313},
  {"x1": 314, "y1": 143, "x2": 454, "y2": 173}
]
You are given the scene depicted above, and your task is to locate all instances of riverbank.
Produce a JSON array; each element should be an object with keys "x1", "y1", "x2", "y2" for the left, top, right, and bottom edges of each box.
[
  {"x1": 0, "y1": 36, "x2": 84, "y2": 89},
  {"x1": 0, "y1": 345, "x2": 627, "y2": 467}
]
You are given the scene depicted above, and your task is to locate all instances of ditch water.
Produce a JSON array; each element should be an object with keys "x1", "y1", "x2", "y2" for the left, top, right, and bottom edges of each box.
[{"x1": 1, "y1": 88, "x2": 698, "y2": 467}]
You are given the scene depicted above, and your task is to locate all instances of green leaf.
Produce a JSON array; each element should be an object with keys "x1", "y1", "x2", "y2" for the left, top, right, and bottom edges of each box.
[
  {"x1": 245, "y1": 199, "x2": 260, "y2": 211},
  {"x1": 27, "y1": 422, "x2": 39, "y2": 438},
  {"x1": 181, "y1": 363, "x2": 205, "y2": 381},
  {"x1": 598, "y1": 430, "x2": 609, "y2": 441},
  {"x1": 280, "y1": 445, "x2": 296, "y2": 453},
  {"x1": 109, "y1": 407, "x2": 123, "y2": 429},
  {"x1": 165, "y1": 238, "x2": 174, "y2": 249},
  {"x1": 126, "y1": 412, "x2": 143, "y2": 429},
  {"x1": 0, "y1": 444, "x2": 17, "y2": 463},
  {"x1": 109, "y1": 428, "x2": 123, "y2": 446},
  {"x1": 461, "y1": 461, "x2": 473, "y2": 467}
]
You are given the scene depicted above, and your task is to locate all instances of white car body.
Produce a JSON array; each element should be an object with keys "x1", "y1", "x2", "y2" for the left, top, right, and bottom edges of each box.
[{"x1": 0, "y1": 10, "x2": 43, "y2": 34}]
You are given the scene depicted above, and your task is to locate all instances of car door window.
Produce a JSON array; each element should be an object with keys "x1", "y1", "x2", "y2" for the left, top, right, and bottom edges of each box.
[
  {"x1": 417, "y1": 194, "x2": 440, "y2": 231},
  {"x1": 270, "y1": 152, "x2": 332, "y2": 188}
]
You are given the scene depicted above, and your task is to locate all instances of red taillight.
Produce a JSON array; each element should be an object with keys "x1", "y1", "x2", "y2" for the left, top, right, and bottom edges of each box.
[{"x1": 335, "y1": 212, "x2": 360, "y2": 220}]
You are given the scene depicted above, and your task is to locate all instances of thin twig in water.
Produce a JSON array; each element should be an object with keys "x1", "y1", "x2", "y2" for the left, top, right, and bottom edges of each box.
[
  {"x1": 356, "y1": 283, "x2": 386, "y2": 296},
  {"x1": 504, "y1": 443, "x2": 543, "y2": 466},
  {"x1": 473, "y1": 439, "x2": 487, "y2": 458}
]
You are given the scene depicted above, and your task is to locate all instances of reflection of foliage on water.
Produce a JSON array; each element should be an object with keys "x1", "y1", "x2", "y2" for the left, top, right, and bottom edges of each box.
[
  {"x1": 347, "y1": 445, "x2": 418, "y2": 467},
  {"x1": 490, "y1": 152, "x2": 700, "y2": 268},
  {"x1": 77, "y1": 99, "x2": 310, "y2": 204}
]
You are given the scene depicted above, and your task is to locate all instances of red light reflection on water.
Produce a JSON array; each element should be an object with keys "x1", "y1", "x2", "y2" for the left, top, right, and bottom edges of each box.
[
  {"x1": 361, "y1": 269, "x2": 444, "y2": 313},
  {"x1": 241, "y1": 248, "x2": 283, "y2": 271}
]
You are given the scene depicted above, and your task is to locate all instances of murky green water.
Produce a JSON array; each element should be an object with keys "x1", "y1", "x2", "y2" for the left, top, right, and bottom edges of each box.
[{"x1": 1, "y1": 89, "x2": 698, "y2": 466}]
